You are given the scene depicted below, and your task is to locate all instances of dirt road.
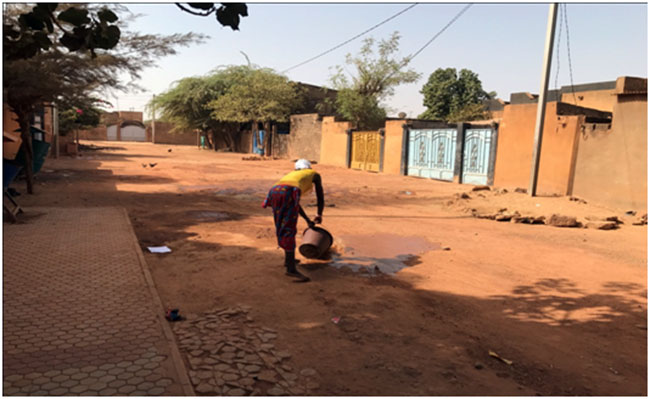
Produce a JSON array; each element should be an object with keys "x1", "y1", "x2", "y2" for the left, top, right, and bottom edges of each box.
[{"x1": 16, "y1": 141, "x2": 647, "y2": 395}]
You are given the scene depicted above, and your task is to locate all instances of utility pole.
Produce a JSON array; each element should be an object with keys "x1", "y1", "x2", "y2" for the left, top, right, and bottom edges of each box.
[
  {"x1": 152, "y1": 94, "x2": 156, "y2": 144},
  {"x1": 529, "y1": 3, "x2": 558, "y2": 196}
]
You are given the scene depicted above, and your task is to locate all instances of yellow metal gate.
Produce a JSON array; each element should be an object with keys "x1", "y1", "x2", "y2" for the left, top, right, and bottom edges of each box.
[{"x1": 350, "y1": 130, "x2": 381, "y2": 172}]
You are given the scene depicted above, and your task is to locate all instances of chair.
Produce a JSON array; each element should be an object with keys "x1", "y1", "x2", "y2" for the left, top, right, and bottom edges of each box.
[
  {"x1": 13, "y1": 132, "x2": 51, "y2": 175},
  {"x1": 3, "y1": 160, "x2": 23, "y2": 223}
]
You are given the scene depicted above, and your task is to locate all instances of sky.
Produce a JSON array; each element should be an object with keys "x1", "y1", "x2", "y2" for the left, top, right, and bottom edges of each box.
[{"x1": 112, "y1": 2, "x2": 648, "y2": 119}]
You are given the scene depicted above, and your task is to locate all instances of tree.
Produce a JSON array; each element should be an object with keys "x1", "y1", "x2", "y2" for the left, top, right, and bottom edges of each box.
[
  {"x1": 419, "y1": 67, "x2": 494, "y2": 122},
  {"x1": 446, "y1": 103, "x2": 490, "y2": 123},
  {"x1": 175, "y1": 3, "x2": 248, "y2": 30},
  {"x1": 208, "y1": 66, "x2": 300, "y2": 154},
  {"x1": 59, "y1": 106, "x2": 103, "y2": 144},
  {"x1": 3, "y1": 3, "x2": 119, "y2": 193},
  {"x1": 3, "y1": 4, "x2": 205, "y2": 193},
  {"x1": 326, "y1": 32, "x2": 420, "y2": 130},
  {"x1": 3, "y1": 3, "x2": 121, "y2": 61},
  {"x1": 3, "y1": 3, "x2": 247, "y2": 62},
  {"x1": 149, "y1": 73, "x2": 238, "y2": 150}
]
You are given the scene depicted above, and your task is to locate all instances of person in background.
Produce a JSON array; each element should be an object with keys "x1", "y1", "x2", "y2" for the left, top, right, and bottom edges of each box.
[{"x1": 262, "y1": 159, "x2": 324, "y2": 282}]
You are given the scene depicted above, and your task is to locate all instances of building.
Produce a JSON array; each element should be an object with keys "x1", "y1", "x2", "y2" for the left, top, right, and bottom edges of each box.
[{"x1": 315, "y1": 76, "x2": 646, "y2": 211}]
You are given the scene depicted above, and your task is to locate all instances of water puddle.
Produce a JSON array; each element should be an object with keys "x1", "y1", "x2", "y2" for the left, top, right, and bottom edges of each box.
[{"x1": 327, "y1": 233, "x2": 441, "y2": 275}]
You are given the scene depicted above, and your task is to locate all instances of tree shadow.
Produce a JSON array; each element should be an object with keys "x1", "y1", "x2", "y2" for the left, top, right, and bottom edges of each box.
[
  {"x1": 285, "y1": 270, "x2": 646, "y2": 395},
  {"x1": 12, "y1": 144, "x2": 646, "y2": 397},
  {"x1": 601, "y1": 281, "x2": 647, "y2": 298},
  {"x1": 321, "y1": 214, "x2": 474, "y2": 220},
  {"x1": 511, "y1": 278, "x2": 584, "y2": 296},
  {"x1": 79, "y1": 152, "x2": 169, "y2": 159},
  {"x1": 37, "y1": 169, "x2": 176, "y2": 185},
  {"x1": 490, "y1": 278, "x2": 646, "y2": 326},
  {"x1": 79, "y1": 143, "x2": 127, "y2": 151}
]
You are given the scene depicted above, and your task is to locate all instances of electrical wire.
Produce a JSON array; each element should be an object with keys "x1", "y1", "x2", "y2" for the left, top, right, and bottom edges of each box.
[
  {"x1": 376, "y1": 3, "x2": 473, "y2": 87},
  {"x1": 553, "y1": 5, "x2": 563, "y2": 102},
  {"x1": 406, "y1": 3, "x2": 473, "y2": 62},
  {"x1": 563, "y1": 3, "x2": 578, "y2": 105},
  {"x1": 281, "y1": 3, "x2": 418, "y2": 74}
]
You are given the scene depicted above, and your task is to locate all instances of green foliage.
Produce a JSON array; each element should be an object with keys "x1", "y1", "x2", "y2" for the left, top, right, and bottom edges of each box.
[
  {"x1": 3, "y1": 3, "x2": 205, "y2": 192},
  {"x1": 419, "y1": 67, "x2": 493, "y2": 121},
  {"x1": 328, "y1": 32, "x2": 420, "y2": 129},
  {"x1": 149, "y1": 73, "x2": 232, "y2": 131},
  {"x1": 59, "y1": 106, "x2": 102, "y2": 136},
  {"x1": 446, "y1": 103, "x2": 490, "y2": 123},
  {"x1": 176, "y1": 3, "x2": 248, "y2": 30},
  {"x1": 332, "y1": 89, "x2": 386, "y2": 130},
  {"x1": 150, "y1": 66, "x2": 296, "y2": 151},
  {"x1": 208, "y1": 66, "x2": 300, "y2": 123},
  {"x1": 3, "y1": 3, "x2": 122, "y2": 61},
  {"x1": 4, "y1": 3, "x2": 205, "y2": 115}
]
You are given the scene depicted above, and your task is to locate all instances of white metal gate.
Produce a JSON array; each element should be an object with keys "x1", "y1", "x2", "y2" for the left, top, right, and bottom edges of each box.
[
  {"x1": 407, "y1": 128, "x2": 457, "y2": 181},
  {"x1": 121, "y1": 125, "x2": 146, "y2": 142},
  {"x1": 461, "y1": 128, "x2": 494, "y2": 185},
  {"x1": 106, "y1": 125, "x2": 117, "y2": 141}
]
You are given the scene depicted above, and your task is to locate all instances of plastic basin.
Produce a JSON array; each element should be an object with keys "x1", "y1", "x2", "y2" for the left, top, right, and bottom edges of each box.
[{"x1": 299, "y1": 226, "x2": 333, "y2": 259}]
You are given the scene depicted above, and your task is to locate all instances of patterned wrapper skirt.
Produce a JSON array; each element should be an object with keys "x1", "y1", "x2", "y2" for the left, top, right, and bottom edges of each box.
[{"x1": 262, "y1": 185, "x2": 301, "y2": 251}]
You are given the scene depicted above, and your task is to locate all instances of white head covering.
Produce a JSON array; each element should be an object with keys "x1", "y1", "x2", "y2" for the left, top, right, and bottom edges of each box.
[{"x1": 294, "y1": 159, "x2": 312, "y2": 170}]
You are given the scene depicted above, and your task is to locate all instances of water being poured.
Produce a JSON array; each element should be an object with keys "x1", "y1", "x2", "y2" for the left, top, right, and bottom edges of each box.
[{"x1": 328, "y1": 233, "x2": 441, "y2": 275}]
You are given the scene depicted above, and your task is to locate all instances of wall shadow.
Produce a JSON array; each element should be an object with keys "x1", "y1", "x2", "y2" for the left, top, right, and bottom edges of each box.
[
  {"x1": 36, "y1": 169, "x2": 176, "y2": 185},
  {"x1": 79, "y1": 152, "x2": 169, "y2": 159},
  {"x1": 79, "y1": 143, "x2": 127, "y2": 151},
  {"x1": 9, "y1": 143, "x2": 646, "y2": 397},
  {"x1": 288, "y1": 267, "x2": 646, "y2": 396}
]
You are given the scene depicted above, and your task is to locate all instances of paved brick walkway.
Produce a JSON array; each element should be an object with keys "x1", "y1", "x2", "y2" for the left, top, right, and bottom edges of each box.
[{"x1": 3, "y1": 207, "x2": 193, "y2": 396}]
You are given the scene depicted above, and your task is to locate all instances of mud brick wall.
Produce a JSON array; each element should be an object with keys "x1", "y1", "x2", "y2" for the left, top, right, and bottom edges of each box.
[
  {"x1": 571, "y1": 81, "x2": 647, "y2": 211},
  {"x1": 272, "y1": 127, "x2": 290, "y2": 158},
  {"x1": 319, "y1": 116, "x2": 352, "y2": 168},
  {"x1": 77, "y1": 126, "x2": 108, "y2": 140},
  {"x1": 493, "y1": 102, "x2": 583, "y2": 196},
  {"x1": 287, "y1": 114, "x2": 322, "y2": 161},
  {"x1": 148, "y1": 122, "x2": 196, "y2": 145}
]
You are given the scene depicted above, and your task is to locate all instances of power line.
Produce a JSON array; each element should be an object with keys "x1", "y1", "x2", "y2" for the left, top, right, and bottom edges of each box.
[
  {"x1": 563, "y1": 4, "x2": 578, "y2": 105},
  {"x1": 553, "y1": 4, "x2": 563, "y2": 101},
  {"x1": 407, "y1": 3, "x2": 473, "y2": 62},
  {"x1": 281, "y1": 3, "x2": 418, "y2": 74},
  {"x1": 377, "y1": 3, "x2": 473, "y2": 87}
]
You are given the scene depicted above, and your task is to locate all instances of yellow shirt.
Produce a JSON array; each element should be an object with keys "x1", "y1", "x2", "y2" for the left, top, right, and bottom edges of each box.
[{"x1": 275, "y1": 169, "x2": 316, "y2": 195}]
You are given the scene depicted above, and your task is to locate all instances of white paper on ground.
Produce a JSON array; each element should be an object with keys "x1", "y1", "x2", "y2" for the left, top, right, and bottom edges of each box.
[{"x1": 147, "y1": 246, "x2": 172, "y2": 253}]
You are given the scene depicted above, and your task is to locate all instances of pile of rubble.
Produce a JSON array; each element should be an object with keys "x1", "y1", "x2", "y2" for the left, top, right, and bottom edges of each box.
[
  {"x1": 172, "y1": 306, "x2": 320, "y2": 396},
  {"x1": 449, "y1": 186, "x2": 647, "y2": 230},
  {"x1": 471, "y1": 210, "x2": 627, "y2": 229},
  {"x1": 241, "y1": 156, "x2": 281, "y2": 161}
]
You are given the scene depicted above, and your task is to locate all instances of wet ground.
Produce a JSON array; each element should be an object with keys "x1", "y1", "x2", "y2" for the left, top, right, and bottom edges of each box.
[
  {"x1": 329, "y1": 233, "x2": 441, "y2": 274},
  {"x1": 15, "y1": 141, "x2": 647, "y2": 396}
]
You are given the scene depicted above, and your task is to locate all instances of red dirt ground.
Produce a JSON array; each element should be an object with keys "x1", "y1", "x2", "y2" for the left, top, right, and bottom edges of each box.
[{"x1": 16, "y1": 141, "x2": 647, "y2": 396}]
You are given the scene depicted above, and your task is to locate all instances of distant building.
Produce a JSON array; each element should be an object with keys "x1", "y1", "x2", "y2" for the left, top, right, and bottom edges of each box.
[
  {"x1": 294, "y1": 82, "x2": 338, "y2": 115},
  {"x1": 77, "y1": 110, "x2": 149, "y2": 142}
]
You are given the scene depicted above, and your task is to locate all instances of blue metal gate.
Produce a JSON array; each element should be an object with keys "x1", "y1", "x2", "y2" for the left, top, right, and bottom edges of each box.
[
  {"x1": 461, "y1": 128, "x2": 494, "y2": 185},
  {"x1": 407, "y1": 129, "x2": 457, "y2": 181},
  {"x1": 252, "y1": 130, "x2": 265, "y2": 155}
]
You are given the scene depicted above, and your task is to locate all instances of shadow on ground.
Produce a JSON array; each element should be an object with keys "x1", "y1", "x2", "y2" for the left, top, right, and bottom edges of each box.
[{"x1": 7, "y1": 143, "x2": 647, "y2": 397}]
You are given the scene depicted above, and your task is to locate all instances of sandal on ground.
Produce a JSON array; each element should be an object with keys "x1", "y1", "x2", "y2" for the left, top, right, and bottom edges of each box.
[{"x1": 285, "y1": 270, "x2": 310, "y2": 282}]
